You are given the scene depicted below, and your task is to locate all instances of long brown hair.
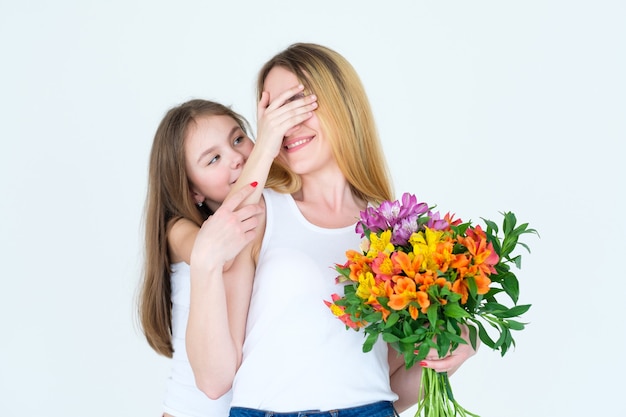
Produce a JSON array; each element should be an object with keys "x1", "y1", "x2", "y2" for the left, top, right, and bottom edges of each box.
[
  {"x1": 139, "y1": 99, "x2": 251, "y2": 357},
  {"x1": 258, "y1": 43, "x2": 394, "y2": 204}
]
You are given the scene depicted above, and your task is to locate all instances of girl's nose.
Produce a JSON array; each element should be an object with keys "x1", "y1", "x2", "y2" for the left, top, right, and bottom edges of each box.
[{"x1": 230, "y1": 150, "x2": 244, "y2": 169}]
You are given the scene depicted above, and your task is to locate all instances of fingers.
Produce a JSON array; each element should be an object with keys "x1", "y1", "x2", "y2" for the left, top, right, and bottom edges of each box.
[
  {"x1": 420, "y1": 355, "x2": 457, "y2": 373},
  {"x1": 234, "y1": 203, "x2": 264, "y2": 226},
  {"x1": 220, "y1": 182, "x2": 260, "y2": 212},
  {"x1": 265, "y1": 84, "x2": 305, "y2": 110},
  {"x1": 259, "y1": 84, "x2": 317, "y2": 122},
  {"x1": 419, "y1": 342, "x2": 476, "y2": 373},
  {"x1": 256, "y1": 91, "x2": 270, "y2": 120},
  {"x1": 257, "y1": 85, "x2": 303, "y2": 119}
]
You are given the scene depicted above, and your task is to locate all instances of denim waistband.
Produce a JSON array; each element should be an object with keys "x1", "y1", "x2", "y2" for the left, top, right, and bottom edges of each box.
[{"x1": 229, "y1": 401, "x2": 397, "y2": 417}]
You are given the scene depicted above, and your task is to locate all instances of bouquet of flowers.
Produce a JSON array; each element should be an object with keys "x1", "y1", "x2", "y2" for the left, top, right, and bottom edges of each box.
[{"x1": 325, "y1": 193, "x2": 537, "y2": 417}]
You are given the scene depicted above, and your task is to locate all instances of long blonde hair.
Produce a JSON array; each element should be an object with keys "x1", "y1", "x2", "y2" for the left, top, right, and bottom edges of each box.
[
  {"x1": 258, "y1": 43, "x2": 394, "y2": 204},
  {"x1": 139, "y1": 99, "x2": 251, "y2": 357}
]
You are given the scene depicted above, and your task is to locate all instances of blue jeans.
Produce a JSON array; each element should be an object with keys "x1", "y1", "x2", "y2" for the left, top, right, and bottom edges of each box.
[{"x1": 229, "y1": 401, "x2": 398, "y2": 417}]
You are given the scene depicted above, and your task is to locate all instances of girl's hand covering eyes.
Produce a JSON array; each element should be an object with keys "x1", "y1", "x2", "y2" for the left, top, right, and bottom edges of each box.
[{"x1": 255, "y1": 84, "x2": 318, "y2": 158}]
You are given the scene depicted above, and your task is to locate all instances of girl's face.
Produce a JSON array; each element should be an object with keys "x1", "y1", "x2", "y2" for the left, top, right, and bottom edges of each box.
[
  {"x1": 184, "y1": 114, "x2": 254, "y2": 212},
  {"x1": 263, "y1": 66, "x2": 335, "y2": 176}
]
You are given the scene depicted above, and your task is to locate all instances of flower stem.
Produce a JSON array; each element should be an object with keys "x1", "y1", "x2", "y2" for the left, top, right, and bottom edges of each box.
[{"x1": 414, "y1": 368, "x2": 481, "y2": 417}]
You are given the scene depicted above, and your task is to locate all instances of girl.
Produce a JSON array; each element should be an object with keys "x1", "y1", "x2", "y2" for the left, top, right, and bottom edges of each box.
[
  {"x1": 139, "y1": 89, "x2": 317, "y2": 417},
  {"x1": 187, "y1": 43, "x2": 476, "y2": 417}
]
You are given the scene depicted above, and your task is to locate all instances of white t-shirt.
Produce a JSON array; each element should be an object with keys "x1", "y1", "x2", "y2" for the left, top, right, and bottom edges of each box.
[
  {"x1": 231, "y1": 190, "x2": 397, "y2": 411},
  {"x1": 163, "y1": 262, "x2": 232, "y2": 417}
]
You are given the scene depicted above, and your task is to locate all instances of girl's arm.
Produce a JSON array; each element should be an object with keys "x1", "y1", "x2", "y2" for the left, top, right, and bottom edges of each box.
[
  {"x1": 186, "y1": 88, "x2": 316, "y2": 397},
  {"x1": 169, "y1": 86, "x2": 316, "y2": 265},
  {"x1": 186, "y1": 184, "x2": 263, "y2": 398},
  {"x1": 226, "y1": 84, "x2": 317, "y2": 206}
]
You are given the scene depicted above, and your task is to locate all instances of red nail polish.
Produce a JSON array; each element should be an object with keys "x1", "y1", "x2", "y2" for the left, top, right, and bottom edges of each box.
[
  {"x1": 419, "y1": 361, "x2": 428, "y2": 367},
  {"x1": 250, "y1": 181, "x2": 258, "y2": 187}
]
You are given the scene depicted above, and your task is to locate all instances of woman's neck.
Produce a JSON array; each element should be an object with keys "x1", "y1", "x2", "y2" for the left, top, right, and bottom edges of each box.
[{"x1": 292, "y1": 173, "x2": 366, "y2": 228}]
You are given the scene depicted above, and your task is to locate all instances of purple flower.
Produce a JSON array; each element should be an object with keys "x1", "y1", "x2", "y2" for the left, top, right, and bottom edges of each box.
[
  {"x1": 398, "y1": 193, "x2": 429, "y2": 219},
  {"x1": 378, "y1": 199, "x2": 402, "y2": 224},
  {"x1": 426, "y1": 210, "x2": 448, "y2": 231},
  {"x1": 391, "y1": 214, "x2": 420, "y2": 245},
  {"x1": 357, "y1": 207, "x2": 389, "y2": 236},
  {"x1": 357, "y1": 193, "x2": 434, "y2": 240}
]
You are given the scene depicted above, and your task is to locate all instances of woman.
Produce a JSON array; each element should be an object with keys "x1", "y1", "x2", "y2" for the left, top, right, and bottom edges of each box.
[
  {"x1": 139, "y1": 89, "x2": 317, "y2": 416},
  {"x1": 187, "y1": 43, "x2": 476, "y2": 416}
]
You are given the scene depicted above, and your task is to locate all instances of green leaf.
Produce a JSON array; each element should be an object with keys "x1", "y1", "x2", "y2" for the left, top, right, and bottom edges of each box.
[
  {"x1": 384, "y1": 312, "x2": 400, "y2": 329},
  {"x1": 503, "y1": 212, "x2": 517, "y2": 235},
  {"x1": 403, "y1": 319, "x2": 412, "y2": 337},
  {"x1": 475, "y1": 321, "x2": 496, "y2": 349},
  {"x1": 363, "y1": 311, "x2": 382, "y2": 323},
  {"x1": 414, "y1": 341, "x2": 430, "y2": 361},
  {"x1": 447, "y1": 331, "x2": 467, "y2": 345},
  {"x1": 481, "y1": 218, "x2": 499, "y2": 234},
  {"x1": 506, "y1": 319, "x2": 526, "y2": 331},
  {"x1": 501, "y1": 236, "x2": 519, "y2": 258},
  {"x1": 502, "y1": 273, "x2": 520, "y2": 304},
  {"x1": 400, "y1": 334, "x2": 421, "y2": 344},
  {"x1": 362, "y1": 332, "x2": 379, "y2": 352},
  {"x1": 468, "y1": 324, "x2": 478, "y2": 351},
  {"x1": 382, "y1": 333, "x2": 400, "y2": 343},
  {"x1": 437, "y1": 333, "x2": 450, "y2": 358},
  {"x1": 496, "y1": 304, "x2": 531, "y2": 318},
  {"x1": 444, "y1": 302, "x2": 470, "y2": 319},
  {"x1": 482, "y1": 302, "x2": 509, "y2": 314},
  {"x1": 427, "y1": 304, "x2": 438, "y2": 328}
]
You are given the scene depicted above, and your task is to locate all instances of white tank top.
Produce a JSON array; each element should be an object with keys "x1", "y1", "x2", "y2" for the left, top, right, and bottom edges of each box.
[
  {"x1": 231, "y1": 189, "x2": 397, "y2": 411},
  {"x1": 163, "y1": 262, "x2": 232, "y2": 417}
]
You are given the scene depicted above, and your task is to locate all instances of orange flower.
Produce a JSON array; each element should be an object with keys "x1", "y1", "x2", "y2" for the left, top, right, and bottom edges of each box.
[
  {"x1": 415, "y1": 291, "x2": 430, "y2": 315},
  {"x1": 324, "y1": 294, "x2": 362, "y2": 329},
  {"x1": 388, "y1": 277, "x2": 417, "y2": 310},
  {"x1": 460, "y1": 225, "x2": 499, "y2": 275},
  {"x1": 344, "y1": 249, "x2": 372, "y2": 282},
  {"x1": 388, "y1": 277, "x2": 430, "y2": 317},
  {"x1": 392, "y1": 251, "x2": 419, "y2": 278},
  {"x1": 371, "y1": 252, "x2": 401, "y2": 279}
]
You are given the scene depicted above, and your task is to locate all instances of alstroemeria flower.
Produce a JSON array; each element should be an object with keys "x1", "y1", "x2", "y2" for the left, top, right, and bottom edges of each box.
[
  {"x1": 357, "y1": 207, "x2": 388, "y2": 235},
  {"x1": 391, "y1": 214, "x2": 419, "y2": 246},
  {"x1": 426, "y1": 210, "x2": 450, "y2": 231},
  {"x1": 367, "y1": 230, "x2": 395, "y2": 258},
  {"x1": 324, "y1": 294, "x2": 362, "y2": 329},
  {"x1": 371, "y1": 252, "x2": 401, "y2": 279},
  {"x1": 399, "y1": 193, "x2": 429, "y2": 219},
  {"x1": 329, "y1": 194, "x2": 534, "y2": 417}
]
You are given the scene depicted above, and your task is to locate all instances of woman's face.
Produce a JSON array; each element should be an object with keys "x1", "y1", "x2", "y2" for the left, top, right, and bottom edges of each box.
[
  {"x1": 184, "y1": 114, "x2": 254, "y2": 212},
  {"x1": 263, "y1": 66, "x2": 335, "y2": 176}
]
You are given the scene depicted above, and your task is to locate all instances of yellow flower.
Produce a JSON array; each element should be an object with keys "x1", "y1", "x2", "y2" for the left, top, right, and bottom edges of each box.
[
  {"x1": 356, "y1": 271, "x2": 376, "y2": 300},
  {"x1": 367, "y1": 230, "x2": 395, "y2": 258},
  {"x1": 410, "y1": 228, "x2": 445, "y2": 271}
]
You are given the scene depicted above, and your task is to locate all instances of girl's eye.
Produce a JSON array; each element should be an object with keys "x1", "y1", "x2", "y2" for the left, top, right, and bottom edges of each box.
[
  {"x1": 233, "y1": 136, "x2": 244, "y2": 146},
  {"x1": 208, "y1": 155, "x2": 220, "y2": 165}
]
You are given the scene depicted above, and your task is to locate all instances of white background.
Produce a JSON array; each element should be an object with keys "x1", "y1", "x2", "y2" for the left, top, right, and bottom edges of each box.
[{"x1": 1, "y1": 1, "x2": 624, "y2": 416}]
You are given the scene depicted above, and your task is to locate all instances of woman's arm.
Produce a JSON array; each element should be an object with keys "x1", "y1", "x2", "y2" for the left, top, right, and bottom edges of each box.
[{"x1": 389, "y1": 325, "x2": 478, "y2": 412}]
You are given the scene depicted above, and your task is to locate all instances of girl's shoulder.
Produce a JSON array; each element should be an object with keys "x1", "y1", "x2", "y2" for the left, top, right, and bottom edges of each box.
[{"x1": 168, "y1": 217, "x2": 200, "y2": 264}]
